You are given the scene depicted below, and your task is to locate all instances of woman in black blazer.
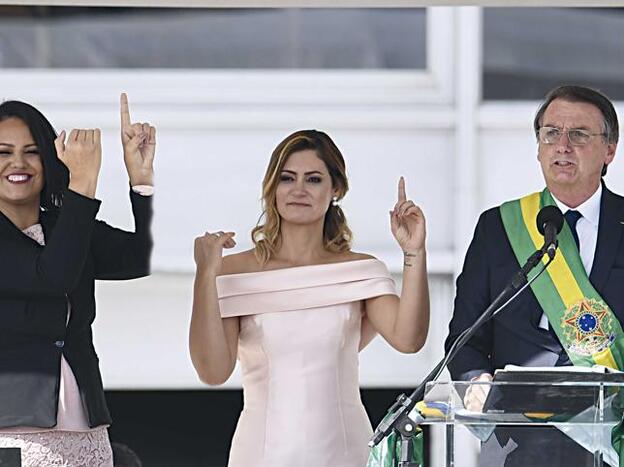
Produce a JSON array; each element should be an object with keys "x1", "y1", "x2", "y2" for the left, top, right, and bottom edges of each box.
[{"x1": 0, "y1": 95, "x2": 154, "y2": 467}]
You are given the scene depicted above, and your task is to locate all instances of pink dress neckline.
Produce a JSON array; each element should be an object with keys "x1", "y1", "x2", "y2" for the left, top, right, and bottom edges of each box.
[
  {"x1": 217, "y1": 258, "x2": 377, "y2": 278},
  {"x1": 216, "y1": 259, "x2": 395, "y2": 318}
]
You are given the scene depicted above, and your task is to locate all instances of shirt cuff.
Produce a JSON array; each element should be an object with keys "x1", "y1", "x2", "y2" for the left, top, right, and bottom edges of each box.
[{"x1": 131, "y1": 185, "x2": 154, "y2": 197}]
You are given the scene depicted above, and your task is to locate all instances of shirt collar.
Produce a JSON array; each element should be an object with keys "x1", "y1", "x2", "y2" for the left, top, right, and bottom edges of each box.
[{"x1": 551, "y1": 184, "x2": 602, "y2": 228}]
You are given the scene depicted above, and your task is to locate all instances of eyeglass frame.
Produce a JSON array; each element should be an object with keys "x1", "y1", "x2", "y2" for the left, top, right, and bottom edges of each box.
[{"x1": 537, "y1": 126, "x2": 608, "y2": 146}]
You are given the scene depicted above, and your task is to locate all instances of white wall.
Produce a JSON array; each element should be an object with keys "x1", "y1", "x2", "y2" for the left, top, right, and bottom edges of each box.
[{"x1": 3, "y1": 6, "x2": 623, "y2": 390}]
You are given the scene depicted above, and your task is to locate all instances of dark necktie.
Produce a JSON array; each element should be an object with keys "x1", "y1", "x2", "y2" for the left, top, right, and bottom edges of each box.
[
  {"x1": 564, "y1": 209, "x2": 582, "y2": 249},
  {"x1": 549, "y1": 209, "x2": 582, "y2": 366}
]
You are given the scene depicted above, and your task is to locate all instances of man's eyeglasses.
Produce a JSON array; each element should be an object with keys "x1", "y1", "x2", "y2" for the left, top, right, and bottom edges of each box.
[{"x1": 538, "y1": 126, "x2": 606, "y2": 146}]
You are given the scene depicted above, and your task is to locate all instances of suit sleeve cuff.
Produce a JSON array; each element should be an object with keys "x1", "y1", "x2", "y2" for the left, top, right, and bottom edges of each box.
[
  {"x1": 64, "y1": 188, "x2": 102, "y2": 215},
  {"x1": 131, "y1": 185, "x2": 154, "y2": 197}
]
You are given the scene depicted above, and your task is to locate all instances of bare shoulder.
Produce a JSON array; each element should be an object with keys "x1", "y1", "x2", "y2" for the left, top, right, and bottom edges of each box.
[
  {"x1": 340, "y1": 251, "x2": 377, "y2": 262},
  {"x1": 221, "y1": 249, "x2": 261, "y2": 275}
]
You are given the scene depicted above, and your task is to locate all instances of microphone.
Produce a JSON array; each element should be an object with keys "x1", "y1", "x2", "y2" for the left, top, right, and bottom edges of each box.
[{"x1": 536, "y1": 205, "x2": 564, "y2": 259}]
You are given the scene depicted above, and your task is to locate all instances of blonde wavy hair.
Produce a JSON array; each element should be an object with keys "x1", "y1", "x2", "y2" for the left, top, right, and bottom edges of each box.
[{"x1": 252, "y1": 130, "x2": 353, "y2": 265}]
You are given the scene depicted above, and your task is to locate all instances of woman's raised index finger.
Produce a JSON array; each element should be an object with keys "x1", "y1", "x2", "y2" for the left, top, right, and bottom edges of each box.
[
  {"x1": 398, "y1": 176, "x2": 407, "y2": 202},
  {"x1": 120, "y1": 92, "x2": 132, "y2": 127}
]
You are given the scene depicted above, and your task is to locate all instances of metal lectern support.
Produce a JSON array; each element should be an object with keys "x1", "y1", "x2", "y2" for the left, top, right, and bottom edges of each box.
[
  {"x1": 594, "y1": 384, "x2": 605, "y2": 467},
  {"x1": 446, "y1": 424, "x2": 455, "y2": 467},
  {"x1": 396, "y1": 414, "x2": 423, "y2": 467}
]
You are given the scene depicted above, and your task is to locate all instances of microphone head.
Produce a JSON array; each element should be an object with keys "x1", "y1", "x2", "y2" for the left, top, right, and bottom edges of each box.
[{"x1": 536, "y1": 205, "x2": 564, "y2": 235}]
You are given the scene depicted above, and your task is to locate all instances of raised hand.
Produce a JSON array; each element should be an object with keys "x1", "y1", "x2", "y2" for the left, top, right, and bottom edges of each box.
[
  {"x1": 120, "y1": 93, "x2": 155, "y2": 186},
  {"x1": 55, "y1": 129, "x2": 102, "y2": 198},
  {"x1": 390, "y1": 177, "x2": 426, "y2": 254},
  {"x1": 194, "y1": 231, "x2": 237, "y2": 276}
]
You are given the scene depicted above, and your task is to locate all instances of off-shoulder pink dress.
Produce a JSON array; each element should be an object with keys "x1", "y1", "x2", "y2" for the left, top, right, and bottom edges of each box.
[{"x1": 216, "y1": 259, "x2": 398, "y2": 467}]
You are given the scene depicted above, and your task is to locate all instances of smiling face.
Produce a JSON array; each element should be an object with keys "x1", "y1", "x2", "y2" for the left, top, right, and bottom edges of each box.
[
  {"x1": 275, "y1": 149, "x2": 337, "y2": 226},
  {"x1": 0, "y1": 117, "x2": 44, "y2": 212},
  {"x1": 537, "y1": 98, "x2": 616, "y2": 202}
]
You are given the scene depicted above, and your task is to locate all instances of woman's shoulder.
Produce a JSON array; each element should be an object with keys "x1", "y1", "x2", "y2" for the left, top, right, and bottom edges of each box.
[
  {"x1": 338, "y1": 251, "x2": 377, "y2": 262},
  {"x1": 221, "y1": 249, "x2": 261, "y2": 275},
  {"x1": 321, "y1": 251, "x2": 378, "y2": 265}
]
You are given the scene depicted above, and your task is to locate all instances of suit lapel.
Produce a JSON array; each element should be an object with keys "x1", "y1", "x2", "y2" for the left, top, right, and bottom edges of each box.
[
  {"x1": 590, "y1": 185, "x2": 624, "y2": 291},
  {"x1": 39, "y1": 209, "x2": 56, "y2": 242},
  {"x1": 0, "y1": 208, "x2": 52, "y2": 246},
  {"x1": 0, "y1": 209, "x2": 28, "y2": 241}
]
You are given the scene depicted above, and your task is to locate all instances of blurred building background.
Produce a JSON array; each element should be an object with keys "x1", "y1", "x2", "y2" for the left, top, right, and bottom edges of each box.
[{"x1": 0, "y1": 5, "x2": 623, "y2": 466}]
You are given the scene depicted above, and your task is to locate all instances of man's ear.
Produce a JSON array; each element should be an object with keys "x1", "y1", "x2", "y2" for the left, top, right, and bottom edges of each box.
[{"x1": 605, "y1": 142, "x2": 617, "y2": 166}]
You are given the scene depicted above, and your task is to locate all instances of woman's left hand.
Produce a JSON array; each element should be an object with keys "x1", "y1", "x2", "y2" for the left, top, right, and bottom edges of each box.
[
  {"x1": 120, "y1": 92, "x2": 156, "y2": 186},
  {"x1": 390, "y1": 177, "x2": 426, "y2": 254}
]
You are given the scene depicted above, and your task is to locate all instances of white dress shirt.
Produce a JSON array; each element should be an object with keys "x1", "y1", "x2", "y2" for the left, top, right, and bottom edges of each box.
[{"x1": 538, "y1": 184, "x2": 602, "y2": 330}]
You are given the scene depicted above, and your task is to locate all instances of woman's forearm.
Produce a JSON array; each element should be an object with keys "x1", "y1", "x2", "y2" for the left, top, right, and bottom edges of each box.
[
  {"x1": 189, "y1": 270, "x2": 237, "y2": 385},
  {"x1": 394, "y1": 250, "x2": 430, "y2": 353}
]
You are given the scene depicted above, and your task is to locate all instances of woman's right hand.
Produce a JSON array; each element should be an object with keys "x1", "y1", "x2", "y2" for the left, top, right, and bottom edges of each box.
[
  {"x1": 54, "y1": 129, "x2": 102, "y2": 198},
  {"x1": 194, "y1": 231, "x2": 236, "y2": 275}
]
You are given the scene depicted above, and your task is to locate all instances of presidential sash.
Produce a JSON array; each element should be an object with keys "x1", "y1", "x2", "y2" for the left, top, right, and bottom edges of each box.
[
  {"x1": 502, "y1": 189, "x2": 624, "y2": 465},
  {"x1": 500, "y1": 189, "x2": 624, "y2": 370}
]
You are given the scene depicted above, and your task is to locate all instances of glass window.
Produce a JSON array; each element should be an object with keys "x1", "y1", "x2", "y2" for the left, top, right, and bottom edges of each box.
[
  {"x1": 483, "y1": 8, "x2": 624, "y2": 100},
  {"x1": 0, "y1": 7, "x2": 426, "y2": 69}
]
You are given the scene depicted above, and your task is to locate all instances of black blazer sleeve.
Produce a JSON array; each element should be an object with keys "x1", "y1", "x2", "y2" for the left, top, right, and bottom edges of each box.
[
  {"x1": 90, "y1": 188, "x2": 153, "y2": 280},
  {"x1": 445, "y1": 209, "x2": 496, "y2": 381},
  {"x1": 0, "y1": 189, "x2": 101, "y2": 298}
]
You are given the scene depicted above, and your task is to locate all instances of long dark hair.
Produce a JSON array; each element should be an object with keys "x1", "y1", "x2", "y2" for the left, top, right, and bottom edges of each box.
[{"x1": 0, "y1": 100, "x2": 69, "y2": 210}]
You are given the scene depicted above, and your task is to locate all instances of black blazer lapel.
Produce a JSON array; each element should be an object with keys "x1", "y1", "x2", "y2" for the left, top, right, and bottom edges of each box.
[
  {"x1": 590, "y1": 185, "x2": 624, "y2": 291},
  {"x1": 39, "y1": 209, "x2": 58, "y2": 243},
  {"x1": 0, "y1": 209, "x2": 30, "y2": 243},
  {"x1": 0, "y1": 208, "x2": 55, "y2": 247}
]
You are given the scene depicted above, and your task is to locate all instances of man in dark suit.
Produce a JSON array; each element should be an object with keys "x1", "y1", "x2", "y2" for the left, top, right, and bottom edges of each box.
[{"x1": 446, "y1": 85, "x2": 622, "y2": 466}]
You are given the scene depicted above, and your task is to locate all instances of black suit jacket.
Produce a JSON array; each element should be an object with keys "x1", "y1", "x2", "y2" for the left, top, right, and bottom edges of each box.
[
  {"x1": 446, "y1": 185, "x2": 624, "y2": 381},
  {"x1": 0, "y1": 188, "x2": 152, "y2": 428}
]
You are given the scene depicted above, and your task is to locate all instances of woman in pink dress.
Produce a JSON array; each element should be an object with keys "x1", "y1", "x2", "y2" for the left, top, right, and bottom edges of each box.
[{"x1": 189, "y1": 130, "x2": 429, "y2": 467}]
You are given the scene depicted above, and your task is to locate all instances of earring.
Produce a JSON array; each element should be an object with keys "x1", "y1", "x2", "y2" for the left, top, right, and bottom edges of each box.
[{"x1": 332, "y1": 196, "x2": 339, "y2": 207}]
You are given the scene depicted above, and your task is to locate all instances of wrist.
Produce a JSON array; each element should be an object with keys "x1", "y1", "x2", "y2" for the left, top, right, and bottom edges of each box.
[
  {"x1": 403, "y1": 249, "x2": 425, "y2": 258},
  {"x1": 195, "y1": 265, "x2": 220, "y2": 280},
  {"x1": 68, "y1": 176, "x2": 98, "y2": 199},
  {"x1": 129, "y1": 172, "x2": 154, "y2": 187},
  {"x1": 471, "y1": 373, "x2": 493, "y2": 382},
  {"x1": 403, "y1": 249, "x2": 425, "y2": 268}
]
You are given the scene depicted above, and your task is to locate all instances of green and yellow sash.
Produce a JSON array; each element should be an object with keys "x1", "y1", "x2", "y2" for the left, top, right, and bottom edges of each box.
[
  {"x1": 500, "y1": 188, "x2": 624, "y2": 369},
  {"x1": 501, "y1": 189, "x2": 624, "y2": 464}
]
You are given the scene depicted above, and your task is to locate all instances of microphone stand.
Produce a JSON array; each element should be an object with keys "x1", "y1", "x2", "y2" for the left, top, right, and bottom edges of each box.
[{"x1": 369, "y1": 245, "x2": 555, "y2": 467}]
